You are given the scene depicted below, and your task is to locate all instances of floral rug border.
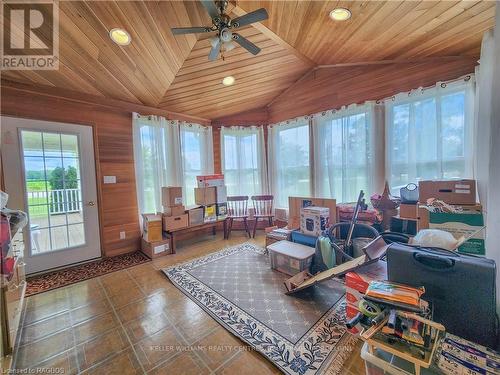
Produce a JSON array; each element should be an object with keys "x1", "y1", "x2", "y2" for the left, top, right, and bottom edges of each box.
[{"x1": 162, "y1": 243, "x2": 357, "y2": 375}]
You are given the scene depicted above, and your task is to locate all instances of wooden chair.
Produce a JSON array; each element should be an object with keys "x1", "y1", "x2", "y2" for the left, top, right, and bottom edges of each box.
[
  {"x1": 251, "y1": 195, "x2": 274, "y2": 238},
  {"x1": 225, "y1": 196, "x2": 251, "y2": 239}
]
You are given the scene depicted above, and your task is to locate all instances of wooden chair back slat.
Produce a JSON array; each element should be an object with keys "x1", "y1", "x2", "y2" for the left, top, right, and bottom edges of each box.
[
  {"x1": 227, "y1": 195, "x2": 249, "y2": 217},
  {"x1": 251, "y1": 195, "x2": 274, "y2": 216}
]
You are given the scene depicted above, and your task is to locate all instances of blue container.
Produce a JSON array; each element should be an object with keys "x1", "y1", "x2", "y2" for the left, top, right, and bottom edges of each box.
[{"x1": 291, "y1": 230, "x2": 317, "y2": 248}]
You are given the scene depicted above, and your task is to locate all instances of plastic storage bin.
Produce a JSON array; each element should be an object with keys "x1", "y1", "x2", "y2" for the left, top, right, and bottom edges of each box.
[
  {"x1": 267, "y1": 240, "x2": 315, "y2": 276},
  {"x1": 290, "y1": 230, "x2": 317, "y2": 247},
  {"x1": 361, "y1": 343, "x2": 437, "y2": 375}
]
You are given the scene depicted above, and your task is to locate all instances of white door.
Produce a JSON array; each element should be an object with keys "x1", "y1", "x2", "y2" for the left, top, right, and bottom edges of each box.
[{"x1": 1, "y1": 116, "x2": 101, "y2": 274}]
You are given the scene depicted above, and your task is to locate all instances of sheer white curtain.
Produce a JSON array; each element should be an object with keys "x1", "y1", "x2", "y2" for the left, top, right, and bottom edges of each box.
[
  {"x1": 385, "y1": 76, "x2": 475, "y2": 194},
  {"x1": 180, "y1": 123, "x2": 214, "y2": 206},
  {"x1": 221, "y1": 126, "x2": 268, "y2": 196},
  {"x1": 268, "y1": 119, "x2": 311, "y2": 208},
  {"x1": 132, "y1": 113, "x2": 183, "y2": 214},
  {"x1": 312, "y1": 103, "x2": 380, "y2": 203}
]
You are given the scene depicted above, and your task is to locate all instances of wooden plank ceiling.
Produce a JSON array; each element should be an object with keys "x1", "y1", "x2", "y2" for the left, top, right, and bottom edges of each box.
[{"x1": 1, "y1": 0, "x2": 496, "y2": 120}]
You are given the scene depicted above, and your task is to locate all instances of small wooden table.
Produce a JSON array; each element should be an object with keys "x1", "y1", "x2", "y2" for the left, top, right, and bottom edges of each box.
[{"x1": 167, "y1": 219, "x2": 227, "y2": 254}]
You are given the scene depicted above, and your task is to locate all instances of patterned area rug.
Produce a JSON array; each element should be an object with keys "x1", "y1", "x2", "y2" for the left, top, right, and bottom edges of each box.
[
  {"x1": 26, "y1": 251, "x2": 150, "y2": 296},
  {"x1": 163, "y1": 243, "x2": 356, "y2": 375}
]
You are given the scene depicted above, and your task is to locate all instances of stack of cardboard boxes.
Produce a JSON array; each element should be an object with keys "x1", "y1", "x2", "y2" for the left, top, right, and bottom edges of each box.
[
  {"x1": 141, "y1": 213, "x2": 171, "y2": 258},
  {"x1": 417, "y1": 179, "x2": 484, "y2": 255},
  {"x1": 194, "y1": 174, "x2": 228, "y2": 223},
  {"x1": 161, "y1": 186, "x2": 189, "y2": 231}
]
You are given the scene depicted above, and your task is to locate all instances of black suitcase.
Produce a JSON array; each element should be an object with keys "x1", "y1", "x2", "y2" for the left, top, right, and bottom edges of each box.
[{"x1": 386, "y1": 243, "x2": 498, "y2": 348}]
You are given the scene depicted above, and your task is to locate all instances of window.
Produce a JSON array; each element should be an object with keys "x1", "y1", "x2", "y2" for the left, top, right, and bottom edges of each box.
[
  {"x1": 221, "y1": 126, "x2": 267, "y2": 197},
  {"x1": 180, "y1": 124, "x2": 214, "y2": 206},
  {"x1": 313, "y1": 105, "x2": 373, "y2": 203},
  {"x1": 132, "y1": 115, "x2": 183, "y2": 214},
  {"x1": 386, "y1": 80, "x2": 474, "y2": 193},
  {"x1": 268, "y1": 121, "x2": 311, "y2": 208}
]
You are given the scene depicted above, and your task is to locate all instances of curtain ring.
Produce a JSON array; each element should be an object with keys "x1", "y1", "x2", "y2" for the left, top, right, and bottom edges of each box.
[
  {"x1": 440, "y1": 83, "x2": 446, "y2": 88},
  {"x1": 391, "y1": 96, "x2": 395, "y2": 101},
  {"x1": 464, "y1": 75, "x2": 471, "y2": 81}
]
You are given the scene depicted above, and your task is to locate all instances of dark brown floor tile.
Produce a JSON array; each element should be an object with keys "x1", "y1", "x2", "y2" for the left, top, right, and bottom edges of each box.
[
  {"x1": 72, "y1": 312, "x2": 121, "y2": 344},
  {"x1": 108, "y1": 285, "x2": 146, "y2": 308},
  {"x1": 66, "y1": 282, "x2": 106, "y2": 309},
  {"x1": 173, "y1": 309, "x2": 220, "y2": 345},
  {"x1": 70, "y1": 298, "x2": 112, "y2": 325},
  {"x1": 116, "y1": 290, "x2": 178, "y2": 324},
  {"x1": 147, "y1": 351, "x2": 210, "y2": 375},
  {"x1": 124, "y1": 311, "x2": 171, "y2": 344},
  {"x1": 15, "y1": 329, "x2": 74, "y2": 369},
  {"x1": 18, "y1": 348, "x2": 79, "y2": 374},
  {"x1": 76, "y1": 328, "x2": 130, "y2": 371},
  {"x1": 85, "y1": 348, "x2": 142, "y2": 375},
  {"x1": 128, "y1": 263, "x2": 157, "y2": 278},
  {"x1": 192, "y1": 327, "x2": 245, "y2": 370},
  {"x1": 133, "y1": 326, "x2": 186, "y2": 371},
  {"x1": 24, "y1": 295, "x2": 70, "y2": 324},
  {"x1": 216, "y1": 348, "x2": 281, "y2": 375},
  {"x1": 20, "y1": 312, "x2": 72, "y2": 345}
]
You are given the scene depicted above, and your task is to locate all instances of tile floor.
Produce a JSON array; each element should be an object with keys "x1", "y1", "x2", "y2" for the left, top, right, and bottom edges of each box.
[{"x1": 10, "y1": 232, "x2": 365, "y2": 374}]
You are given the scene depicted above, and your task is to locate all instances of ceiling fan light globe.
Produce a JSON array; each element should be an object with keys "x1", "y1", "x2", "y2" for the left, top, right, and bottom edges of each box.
[
  {"x1": 220, "y1": 28, "x2": 232, "y2": 43},
  {"x1": 224, "y1": 41, "x2": 235, "y2": 51}
]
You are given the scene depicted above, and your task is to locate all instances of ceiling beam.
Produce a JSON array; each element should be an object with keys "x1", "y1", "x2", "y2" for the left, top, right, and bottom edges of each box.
[
  {"x1": 315, "y1": 55, "x2": 479, "y2": 69},
  {"x1": 230, "y1": 5, "x2": 316, "y2": 68},
  {"x1": 266, "y1": 69, "x2": 314, "y2": 108}
]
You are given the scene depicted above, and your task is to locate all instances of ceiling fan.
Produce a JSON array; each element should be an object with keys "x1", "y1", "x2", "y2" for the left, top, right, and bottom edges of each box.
[{"x1": 171, "y1": 0, "x2": 269, "y2": 61}]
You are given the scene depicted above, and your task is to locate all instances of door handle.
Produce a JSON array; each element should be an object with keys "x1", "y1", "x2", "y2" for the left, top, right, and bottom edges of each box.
[{"x1": 88, "y1": 201, "x2": 96, "y2": 206}]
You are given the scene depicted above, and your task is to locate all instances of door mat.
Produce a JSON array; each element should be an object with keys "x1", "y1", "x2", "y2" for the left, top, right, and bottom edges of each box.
[
  {"x1": 163, "y1": 243, "x2": 356, "y2": 375},
  {"x1": 26, "y1": 251, "x2": 150, "y2": 296}
]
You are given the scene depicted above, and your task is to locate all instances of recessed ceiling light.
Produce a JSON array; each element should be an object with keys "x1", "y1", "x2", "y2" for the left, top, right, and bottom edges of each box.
[
  {"x1": 222, "y1": 76, "x2": 235, "y2": 86},
  {"x1": 329, "y1": 8, "x2": 351, "y2": 21},
  {"x1": 109, "y1": 28, "x2": 131, "y2": 46}
]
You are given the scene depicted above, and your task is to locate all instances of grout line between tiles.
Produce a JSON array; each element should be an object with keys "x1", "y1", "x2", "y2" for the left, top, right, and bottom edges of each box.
[{"x1": 97, "y1": 276, "x2": 148, "y2": 375}]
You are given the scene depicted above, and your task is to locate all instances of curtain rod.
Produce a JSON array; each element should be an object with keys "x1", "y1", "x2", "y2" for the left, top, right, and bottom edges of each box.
[{"x1": 376, "y1": 74, "x2": 473, "y2": 104}]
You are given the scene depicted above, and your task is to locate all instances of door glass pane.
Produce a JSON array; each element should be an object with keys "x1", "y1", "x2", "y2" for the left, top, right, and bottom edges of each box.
[{"x1": 21, "y1": 131, "x2": 86, "y2": 254}]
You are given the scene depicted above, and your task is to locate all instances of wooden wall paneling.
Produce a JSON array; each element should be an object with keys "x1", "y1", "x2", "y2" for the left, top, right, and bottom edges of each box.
[
  {"x1": 212, "y1": 107, "x2": 269, "y2": 126},
  {"x1": 0, "y1": 86, "x2": 142, "y2": 257},
  {"x1": 267, "y1": 59, "x2": 478, "y2": 123},
  {"x1": 213, "y1": 126, "x2": 222, "y2": 174}
]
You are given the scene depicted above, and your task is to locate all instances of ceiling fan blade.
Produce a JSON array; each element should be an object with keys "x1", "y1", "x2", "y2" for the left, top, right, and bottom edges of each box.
[
  {"x1": 232, "y1": 33, "x2": 261, "y2": 55},
  {"x1": 231, "y1": 8, "x2": 268, "y2": 28},
  {"x1": 200, "y1": 0, "x2": 220, "y2": 20},
  {"x1": 208, "y1": 40, "x2": 221, "y2": 61},
  {"x1": 171, "y1": 27, "x2": 211, "y2": 35}
]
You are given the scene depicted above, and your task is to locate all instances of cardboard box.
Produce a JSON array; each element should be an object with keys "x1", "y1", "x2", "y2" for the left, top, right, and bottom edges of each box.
[
  {"x1": 215, "y1": 186, "x2": 227, "y2": 204},
  {"x1": 204, "y1": 204, "x2": 216, "y2": 222},
  {"x1": 162, "y1": 214, "x2": 188, "y2": 231},
  {"x1": 163, "y1": 205, "x2": 185, "y2": 217},
  {"x1": 216, "y1": 203, "x2": 227, "y2": 218},
  {"x1": 418, "y1": 205, "x2": 485, "y2": 255},
  {"x1": 186, "y1": 205, "x2": 204, "y2": 226},
  {"x1": 419, "y1": 179, "x2": 476, "y2": 205},
  {"x1": 162, "y1": 186, "x2": 183, "y2": 207},
  {"x1": 142, "y1": 213, "x2": 162, "y2": 242},
  {"x1": 399, "y1": 203, "x2": 418, "y2": 220},
  {"x1": 300, "y1": 206, "x2": 330, "y2": 236},
  {"x1": 194, "y1": 187, "x2": 217, "y2": 206},
  {"x1": 141, "y1": 237, "x2": 171, "y2": 259},
  {"x1": 197, "y1": 174, "x2": 225, "y2": 188},
  {"x1": 288, "y1": 197, "x2": 336, "y2": 229}
]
